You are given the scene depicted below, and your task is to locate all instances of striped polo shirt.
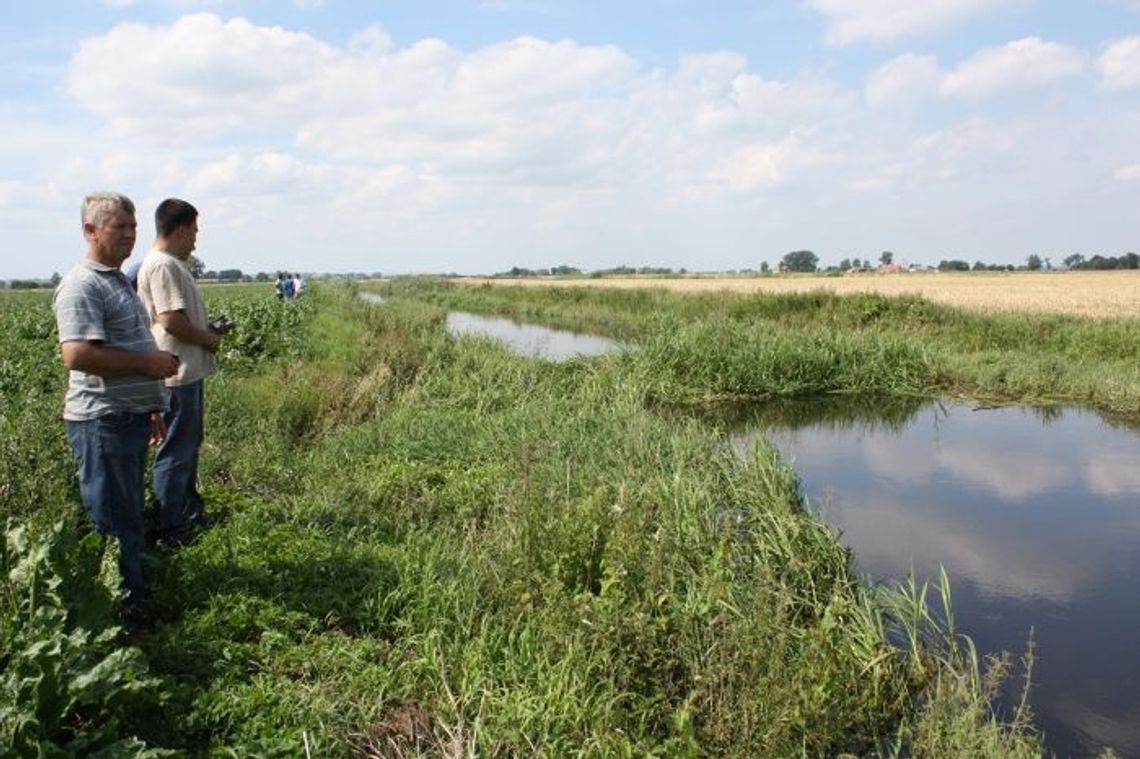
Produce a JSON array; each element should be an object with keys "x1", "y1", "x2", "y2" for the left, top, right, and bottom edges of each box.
[{"x1": 53, "y1": 259, "x2": 168, "y2": 421}]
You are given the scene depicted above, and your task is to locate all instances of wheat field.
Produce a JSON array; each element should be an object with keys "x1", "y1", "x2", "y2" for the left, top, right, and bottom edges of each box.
[{"x1": 464, "y1": 271, "x2": 1140, "y2": 319}]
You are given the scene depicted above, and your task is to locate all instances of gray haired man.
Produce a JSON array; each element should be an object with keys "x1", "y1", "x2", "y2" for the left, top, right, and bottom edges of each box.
[{"x1": 53, "y1": 192, "x2": 180, "y2": 613}]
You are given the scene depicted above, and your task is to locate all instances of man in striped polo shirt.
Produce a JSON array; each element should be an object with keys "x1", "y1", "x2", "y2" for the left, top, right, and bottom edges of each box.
[{"x1": 53, "y1": 192, "x2": 181, "y2": 613}]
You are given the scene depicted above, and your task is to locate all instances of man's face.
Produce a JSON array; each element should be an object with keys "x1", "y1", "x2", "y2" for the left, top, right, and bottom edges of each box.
[
  {"x1": 171, "y1": 219, "x2": 199, "y2": 260},
  {"x1": 86, "y1": 208, "x2": 137, "y2": 267}
]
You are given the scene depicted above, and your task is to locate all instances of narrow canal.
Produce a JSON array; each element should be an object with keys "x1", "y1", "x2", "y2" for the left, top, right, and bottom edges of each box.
[{"x1": 725, "y1": 397, "x2": 1140, "y2": 759}]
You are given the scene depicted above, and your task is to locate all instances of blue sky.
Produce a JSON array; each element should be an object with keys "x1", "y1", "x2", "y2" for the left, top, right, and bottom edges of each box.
[{"x1": 3, "y1": 0, "x2": 1138, "y2": 277}]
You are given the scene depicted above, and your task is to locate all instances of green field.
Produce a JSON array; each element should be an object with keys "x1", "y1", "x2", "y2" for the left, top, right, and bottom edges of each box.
[{"x1": 6, "y1": 278, "x2": 1135, "y2": 757}]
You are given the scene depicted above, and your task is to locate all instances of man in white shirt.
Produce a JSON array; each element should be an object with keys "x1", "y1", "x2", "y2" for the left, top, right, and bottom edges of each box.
[{"x1": 137, "y1": 198, "x2": 230, "y2": 545}]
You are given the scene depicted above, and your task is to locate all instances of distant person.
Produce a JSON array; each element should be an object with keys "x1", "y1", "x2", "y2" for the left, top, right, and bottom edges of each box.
[
  {"x1": 123, "y1": 255, "x2": 143, "y2": 291},
  {"x1": 275, "y1": 272, "x2": 286, "y2": 300},
  {"x1": 292, "y1": 273, "x2": 304, "y2": 299},
  {"x1": 137, "y1": 198, "x2": 232, "y2": 545},
  {"x1": 52, "y1": 191, "x2": 180, "y2": 615},
  {"x1": 283, "y1": 272, "x2": 295, "y2": 300}
]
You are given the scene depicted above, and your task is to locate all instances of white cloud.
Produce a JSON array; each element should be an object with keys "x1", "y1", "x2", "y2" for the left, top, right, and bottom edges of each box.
[
  {"x1": 866, "y1": 38, "x2": 1091, "y2": 108},
  {"x1": 348, "y1": 25, "x2": 393, "y2": 55},
  {"x1": 806, "y1": 0, "x2": 1030, "y2": 45},
  {"x1": 1098, "y1": 35, "x2": 1140, "y2": 91},
  {"x1": 1114, "y1": 163, "x2": 1140, "y2": 181},
  {"x1": 0, "y1": 180, "x2": 20, "y2": 207},
  {"x1": 865, "y1": 53, "x2": 941, "y2": 106},
  {"x1": 186, "y1": 152, "x2": 327, "y2": 197},
  {"x1": 850, "y1": 163, "x2": 905, "y2": 190},
  {"x1": 68, "y1": 14, "x2": 342, "y2": 139},
  {"x1": 66, "y1": 14, "x2": 848, "y2": 197},
  {"x1": 941, "y1": 37, "x2": 1088, "y2": 98},
  {"x1": 713, "y1": 130, "x2": 834, "y2": 191}
]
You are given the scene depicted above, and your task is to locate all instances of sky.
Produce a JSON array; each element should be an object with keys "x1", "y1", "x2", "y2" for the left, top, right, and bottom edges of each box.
[{"x1": 2, "y1": 0, "x2": 1138, "y2": 278}]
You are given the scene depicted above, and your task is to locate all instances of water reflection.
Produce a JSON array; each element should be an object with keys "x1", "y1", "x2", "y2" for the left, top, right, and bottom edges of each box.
[
  {"x1": 445, "y1": 311, "x2": 623, "y2": 362},
  {"x1": 724, "y1": 399, "x2": 1140, "y2": 759}
]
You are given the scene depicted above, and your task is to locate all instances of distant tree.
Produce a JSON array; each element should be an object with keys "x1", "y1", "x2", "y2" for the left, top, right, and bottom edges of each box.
[
  {"x1": 879, "y1": 251, "x2": 894, "y2": 266},
  {"x1": 1063, "y1": 253, "x2": 1085, "y2": 269},
  {"x1": 972, "y1": 261, "x2": 988, "y2": 271},
  {"x1": 781, "y1": 250, "x2": 818, "y2": 273},
  {"x1": 217, "y1": 269, "x2": 243, "y2": 281},
  {"x1": 1026, "y1": 254, "x2": 1042, "y2": 271},
  {"x1": 255, "y1": 272, "x2": 270, "y2": 282},
  {"x1": 50, "y1": 272, "x2": 61, "y2": 287},
  {"x1": 851, "y1": 258, "x2": 862, "y2": 270},
  {"x1": 838, "y1": 258, "x2": 852, "y2": 271},
  {"x1": 591, "y1": 265, "x2": 637, "y2": 276},
  {"x1": 186, "y1": 255, "x2": 205, "y2": 279},
  {"x1": 760, "y1": 261, "x2": 769, "y2": 273},
  {"x1": 938, "y1": 260, "x2": 970, "y2": 271}
]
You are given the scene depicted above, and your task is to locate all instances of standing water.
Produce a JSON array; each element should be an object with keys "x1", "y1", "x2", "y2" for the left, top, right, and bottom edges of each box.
[
  {"x1": 445, "y1": 311, "x2": 623, "y2": 361},
  {"x1": 724, "y1": 398, "x2": 1140, "y2": 759}
]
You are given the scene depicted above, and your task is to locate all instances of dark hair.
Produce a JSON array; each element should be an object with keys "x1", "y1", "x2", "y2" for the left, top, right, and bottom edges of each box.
[{"x1": 155, "y1": 198, "x2": 198, "y2": 238}]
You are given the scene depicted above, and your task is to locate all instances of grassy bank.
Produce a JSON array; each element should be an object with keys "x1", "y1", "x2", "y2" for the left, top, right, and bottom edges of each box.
[
  {"x1": 414, "y1": 278, "x2": 1140, "y2": 417},
  {"x1": 3, "y1": 280, "x2": 1103, "y2": 756}
]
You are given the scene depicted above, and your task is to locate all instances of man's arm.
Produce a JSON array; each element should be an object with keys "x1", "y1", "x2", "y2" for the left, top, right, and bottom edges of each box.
[
  {"x1": 156, "y1": 310, "x2": 221, "y2": 353},
  {"x1": 61, "y1": 341, "x2": 181, "y2": 379}
]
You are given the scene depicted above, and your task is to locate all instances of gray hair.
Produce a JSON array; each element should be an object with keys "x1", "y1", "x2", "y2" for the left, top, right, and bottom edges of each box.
[{"x1": 81, "y1": 192, "x2": 135, "y2": 229}]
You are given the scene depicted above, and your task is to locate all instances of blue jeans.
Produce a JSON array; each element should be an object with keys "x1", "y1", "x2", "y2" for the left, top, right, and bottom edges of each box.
[
  {"x1": 66, "y1": 412, "x2": 150, "y2": 604},
  {"x1": 153, "y1": 381, "x2": 206, "y2": 539}
]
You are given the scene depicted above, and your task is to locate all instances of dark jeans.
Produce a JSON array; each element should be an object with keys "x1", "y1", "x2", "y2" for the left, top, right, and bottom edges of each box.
[
  {"x1": 153, "y1": 380, "x2": 207, "y2": 540},
  {"x1": 66, "y1": 412, "x2": 150, "y2": 604}
]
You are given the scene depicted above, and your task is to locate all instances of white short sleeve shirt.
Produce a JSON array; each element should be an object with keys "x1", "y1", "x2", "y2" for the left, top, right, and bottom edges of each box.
[{"x1": 137, "y1": 249, "x2": 218, "y2": 386}]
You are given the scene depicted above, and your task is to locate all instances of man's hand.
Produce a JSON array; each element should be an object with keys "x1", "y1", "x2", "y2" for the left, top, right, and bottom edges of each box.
[
  {"x1": 139, "y1": 350, "x2": 180, "y2": 379},
  {"x1": 157, "y1": 310, "x2": 224, "y2": 353},
  {"x1": 148, "y1": 411, "x2": 167, "y2": 446}
]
